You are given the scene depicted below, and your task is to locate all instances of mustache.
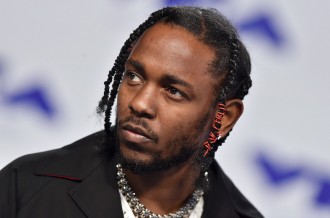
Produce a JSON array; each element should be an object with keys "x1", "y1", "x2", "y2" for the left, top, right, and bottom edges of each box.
[{"x1": 118, "y1": 115, "x2": 159, "y2": 143}]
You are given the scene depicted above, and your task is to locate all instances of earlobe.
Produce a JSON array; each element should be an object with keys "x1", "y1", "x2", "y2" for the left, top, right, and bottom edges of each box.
[{"x1": 220, "y1": 99, "x2": 244, "y2": 137}]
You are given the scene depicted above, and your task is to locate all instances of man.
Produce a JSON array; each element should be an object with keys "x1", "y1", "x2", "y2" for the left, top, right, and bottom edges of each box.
[{"x1": 0, "y1": 6, "x2": 263, "y2": 218}]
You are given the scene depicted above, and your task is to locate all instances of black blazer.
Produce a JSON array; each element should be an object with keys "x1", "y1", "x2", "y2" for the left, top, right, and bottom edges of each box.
[{"x1": 0, "y1": 131, "x2": 263, "y2": 218}]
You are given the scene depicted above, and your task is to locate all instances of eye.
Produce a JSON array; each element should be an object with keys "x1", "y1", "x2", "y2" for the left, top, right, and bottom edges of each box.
[
  {"x1": 124, "y1": 71, "x2": 142, "y2": 85},
  {"x1": 165, "y1": 86, "x2": 186, "y2": 100}
]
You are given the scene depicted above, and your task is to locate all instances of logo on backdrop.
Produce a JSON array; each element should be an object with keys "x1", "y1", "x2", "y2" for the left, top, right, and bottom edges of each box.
[
  {"x1": 0, "y1": 58, "x2": 57, "y2": 120},
  {"x1": 256, "y1": 152, "x2": 330, "y2": 207}
]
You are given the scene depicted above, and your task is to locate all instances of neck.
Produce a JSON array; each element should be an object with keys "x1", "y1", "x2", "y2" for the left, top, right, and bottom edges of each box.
[{"x1": 124, "y1": 162, "x2": 201, "y2": 215}]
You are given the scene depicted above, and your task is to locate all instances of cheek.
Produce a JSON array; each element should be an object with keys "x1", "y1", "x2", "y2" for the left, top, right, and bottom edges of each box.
[
  {"x1": 117, "y1": 86, "x2": 130, "y2": 117},
  {"x1": 159, "y1": 110, "x2": 212, "y2": 146},
  {"x1": 158, "y1": 111, "x2": 188, "y2": 133}
]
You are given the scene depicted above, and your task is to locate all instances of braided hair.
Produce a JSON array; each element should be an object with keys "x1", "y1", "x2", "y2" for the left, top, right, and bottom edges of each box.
[{"x1": 97, "y1": 6, "x2": 251, "y2": 160}]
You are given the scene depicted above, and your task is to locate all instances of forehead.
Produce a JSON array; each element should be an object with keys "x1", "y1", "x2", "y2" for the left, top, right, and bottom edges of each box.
[
  {"x1": 127, "y1": 23, "x2": 217, "y2": 98},
  {"x1": 130, "y1": 23, "x2": 215, "y2": 73}
]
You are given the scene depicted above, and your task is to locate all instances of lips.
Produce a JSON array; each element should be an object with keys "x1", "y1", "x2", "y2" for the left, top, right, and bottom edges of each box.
[
  {"x1": 121, "y1": 123, "x2": 154, "y2": 143},
  {"x1": 123, "y1": 124, "x2": 152, "y2": 139}
]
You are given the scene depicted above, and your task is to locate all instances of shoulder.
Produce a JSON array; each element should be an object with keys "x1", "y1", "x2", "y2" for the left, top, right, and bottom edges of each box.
[
  {"x1": 2, "y1": 130, "x2": 108, "y2": 173},
  {"x1": 0, "y1": 131, "x2": 113, "y2": 201}
]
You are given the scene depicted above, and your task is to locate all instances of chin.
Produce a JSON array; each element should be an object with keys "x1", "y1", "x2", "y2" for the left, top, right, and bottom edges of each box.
[
  {"x1": 118, "y1": 147, "x2": 159, "y2": 175},
  {"x1": 119, "y1": 144, "x2": 154, "y2": 163}
]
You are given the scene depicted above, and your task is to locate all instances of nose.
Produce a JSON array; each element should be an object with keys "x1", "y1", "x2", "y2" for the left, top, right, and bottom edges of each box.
[{"x1": 128, "y1": 85, "x2": 156, "y2": 119}]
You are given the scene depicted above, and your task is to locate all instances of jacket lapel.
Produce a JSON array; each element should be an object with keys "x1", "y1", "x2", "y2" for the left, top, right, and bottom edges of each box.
[{"x1": 68, "y1": 155, "x2": 123, "y2": 218}]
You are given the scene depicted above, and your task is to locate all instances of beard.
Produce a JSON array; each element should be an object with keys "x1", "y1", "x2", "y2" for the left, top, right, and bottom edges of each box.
[
  {"x1": 116, "y1": 112, "x2": 212, "y2": 175},
  {"x1": 118, "y1": 135, "x2": 198, "y2": 175}
]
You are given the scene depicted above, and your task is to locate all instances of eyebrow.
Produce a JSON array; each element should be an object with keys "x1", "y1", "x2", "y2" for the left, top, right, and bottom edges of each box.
[
  {"x1": 163, "y1": 74, "x2": 193, "y2": 90},
  {"x1": 125, "y1": 58, "x2": 193, "y2": 89},
  {"x1": 125, "y1": 59, "x2": 145, "y2": 75}
]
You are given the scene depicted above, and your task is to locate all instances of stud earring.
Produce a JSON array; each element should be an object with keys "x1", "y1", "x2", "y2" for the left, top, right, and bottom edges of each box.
[{"x1": 217, "y1": 133, "x2": 222, "y2": 141}]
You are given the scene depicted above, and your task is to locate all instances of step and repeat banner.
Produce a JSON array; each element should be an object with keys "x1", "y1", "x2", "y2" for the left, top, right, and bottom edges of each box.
[{"x1": 1, "y1": 0, "x2": 329, "y2": 217}]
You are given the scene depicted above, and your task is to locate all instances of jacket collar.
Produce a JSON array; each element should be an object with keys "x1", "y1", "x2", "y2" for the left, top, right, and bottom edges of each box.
[{"x1": 202, "y1": 162, "x2": 239, "y2": 218}]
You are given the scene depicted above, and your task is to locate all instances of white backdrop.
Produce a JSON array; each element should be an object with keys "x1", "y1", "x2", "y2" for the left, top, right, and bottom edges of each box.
[{"x1": 1, "y1": 0, "x2": 330, "y2": 217}]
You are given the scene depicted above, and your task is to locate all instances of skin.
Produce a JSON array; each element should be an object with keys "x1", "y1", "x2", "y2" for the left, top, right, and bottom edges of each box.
[{"x1": 116, "y1": 23, "x2": 243, "y2": 214}]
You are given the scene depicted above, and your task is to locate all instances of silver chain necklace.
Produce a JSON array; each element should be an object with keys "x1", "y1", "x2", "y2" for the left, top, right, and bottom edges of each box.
[{"x1": 116, "y1": 164, "x2": 204, "y2": 218}]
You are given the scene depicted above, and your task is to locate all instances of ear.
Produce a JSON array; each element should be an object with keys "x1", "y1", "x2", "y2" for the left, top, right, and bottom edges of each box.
[{"x1": 220, "y1": 99, "x2": 244, "y2": 137}]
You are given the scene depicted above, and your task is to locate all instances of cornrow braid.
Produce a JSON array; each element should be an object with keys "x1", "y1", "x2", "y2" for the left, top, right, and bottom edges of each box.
[
  {"x1": 202, "y1": 34, "x2": 253, "y2": 160},
  {"x1": 226, "y1": 37, "x2": 252, "y2": 100}
]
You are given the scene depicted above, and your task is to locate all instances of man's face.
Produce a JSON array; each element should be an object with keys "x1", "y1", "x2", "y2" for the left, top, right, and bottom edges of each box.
[{"x1": 116, "y1": 23, "x2": 218, "y2": 174}]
